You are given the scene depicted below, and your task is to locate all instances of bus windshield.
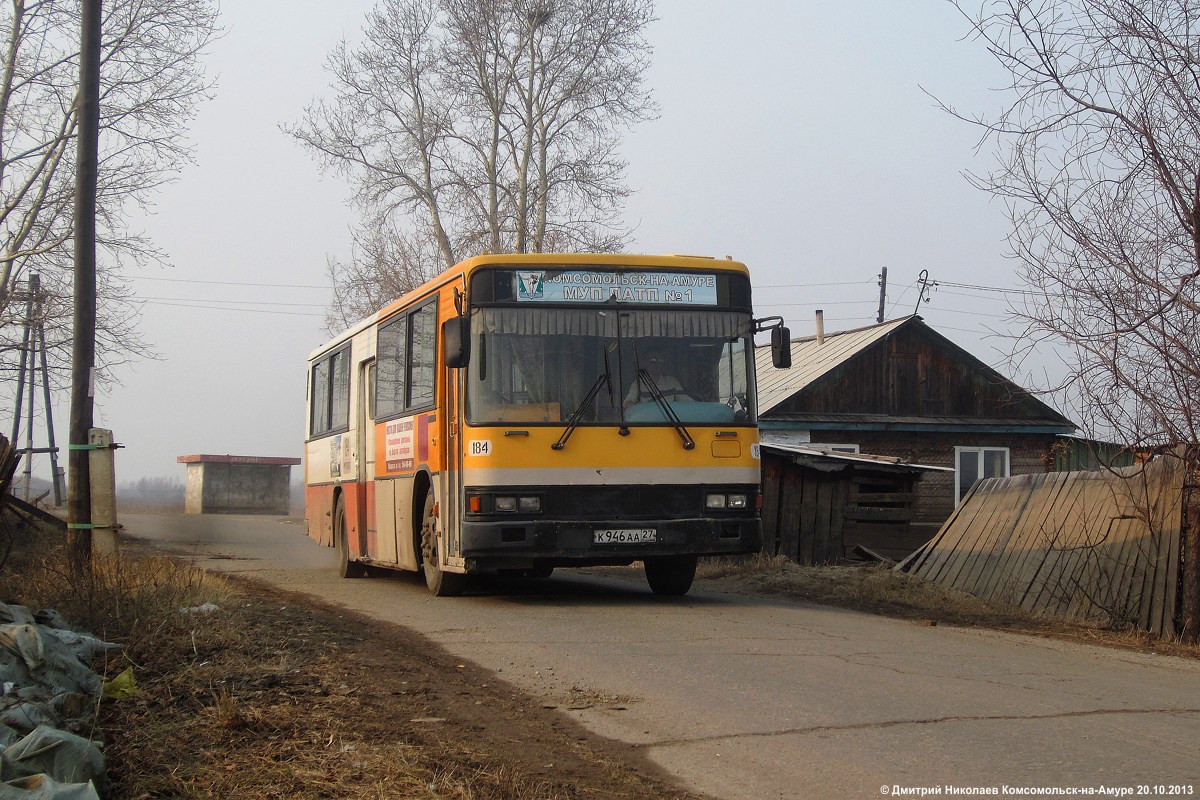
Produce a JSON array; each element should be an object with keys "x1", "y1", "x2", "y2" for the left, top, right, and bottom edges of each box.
[{"x1": 466, "y1": 306, "x2": 755, "y2": 425}]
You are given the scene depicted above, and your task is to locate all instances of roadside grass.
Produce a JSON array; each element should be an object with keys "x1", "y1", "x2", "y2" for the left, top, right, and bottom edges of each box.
[
  {"x1": 696, "y1": 554, "x2": 1002, "y2": 622},
  {"x1": 0, "y1": 515, "x2": 225, "y2": 635},
  {"x1": 696, "y1": 554, "x2": 1200, "y2": 657},
  {"x1": 0, "y1": 514, "x2": 693, "y2": 800}
]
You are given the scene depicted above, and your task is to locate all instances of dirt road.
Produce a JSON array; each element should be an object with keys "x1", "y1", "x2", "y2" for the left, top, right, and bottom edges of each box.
[{"x1": 123, "y1": 512, "x2": 1200, "y2": 799}]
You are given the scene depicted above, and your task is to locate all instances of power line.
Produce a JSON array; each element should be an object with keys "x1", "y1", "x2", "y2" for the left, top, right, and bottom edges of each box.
[
  {"x1": 132, "y1": 275, "x2": 330, "y2": 290},
  {"x1": 918, "y1": 305, "x2": 1010, "y2": 320},
  {"x1": 937, "y1": 280, "x2": 1035, "y2": 295},
  {"x1": 142, "y1": 300, "x2": 323, "y2": 318},
  {"x1": 755, "y1": 279, "x2": 874, "y2": 289},
  {"x1": 140, "y1": 296, "x2": 327, "y2": 308},
  {"x1": 754, "y1": 299, "x2": 877, "y2": 309}
]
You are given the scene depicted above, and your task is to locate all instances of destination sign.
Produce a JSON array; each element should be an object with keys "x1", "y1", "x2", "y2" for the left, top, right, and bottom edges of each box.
[{"x1": 514, "y1": 270, "x2": 718, "y2": 306}]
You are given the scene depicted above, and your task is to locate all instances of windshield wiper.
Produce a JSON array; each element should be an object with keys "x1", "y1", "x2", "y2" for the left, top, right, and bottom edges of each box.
[
  {"x1": 552, "y1": 371, "x2": 610, "y2": 451},
  {"x1": 635, "y1": 369, "x2": 696, "y2": 450}
]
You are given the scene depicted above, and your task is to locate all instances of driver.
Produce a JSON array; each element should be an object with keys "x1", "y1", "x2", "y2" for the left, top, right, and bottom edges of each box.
[{"x1": 624, "y1": 346, "x2": 687, "y2": 408}]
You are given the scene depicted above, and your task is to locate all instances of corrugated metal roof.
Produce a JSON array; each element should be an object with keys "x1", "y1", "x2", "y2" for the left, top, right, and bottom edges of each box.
[{"x1": 755, "y1": 316, "x2": 913, "y2": 415}]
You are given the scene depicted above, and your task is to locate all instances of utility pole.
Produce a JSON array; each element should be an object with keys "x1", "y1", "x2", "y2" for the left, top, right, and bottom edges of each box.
[
  {"x1": 9, "y1": 274, "x2": 64, "y2": 505},
  {"x1": 68, "y1": 0, "x2": 102, "y2": 573},
  {"x1": 913, "y1": 269, "x2": 937, "y2": 315},
  {"x1": 876, "y1": 267, "x2": 888, "y2": 324}
]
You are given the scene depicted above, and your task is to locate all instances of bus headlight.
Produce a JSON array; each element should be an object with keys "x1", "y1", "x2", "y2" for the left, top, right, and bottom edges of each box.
[
  {"x1": 470, "y1": 494, "x2": 541, "y2": 514},
  {"x1": 706, "y1": 493, "x2": 748, "y2": 510}
]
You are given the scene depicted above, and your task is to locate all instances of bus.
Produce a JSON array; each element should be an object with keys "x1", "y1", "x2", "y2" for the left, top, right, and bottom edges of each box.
[{"x1": 304, "y1": 253, "x2": 790, "y2": 596}]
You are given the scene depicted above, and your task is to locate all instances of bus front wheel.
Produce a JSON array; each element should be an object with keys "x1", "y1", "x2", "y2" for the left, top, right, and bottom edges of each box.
[
  {"x1": 335, "y1": 498, "x2": 366, "y2": 579},
  {"x1": 644, "y1": 555, "x2": 697, "y2": 596},
  {"x1": 420, "y1": 490, "x2": 465, "y2": 597}
]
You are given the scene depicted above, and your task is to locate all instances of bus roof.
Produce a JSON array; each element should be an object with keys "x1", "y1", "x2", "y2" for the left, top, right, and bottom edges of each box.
[{"x1": 307, "y1": 252, "x2": 750, "y2": 361}]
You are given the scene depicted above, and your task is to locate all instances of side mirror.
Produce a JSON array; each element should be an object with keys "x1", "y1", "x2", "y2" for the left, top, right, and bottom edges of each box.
[
  {"x1": 443, "y1": 315, "x2": 470, "y2": 369},
  {"x1": 771, "y1": 326, "x2": 791, "y2": 369}
]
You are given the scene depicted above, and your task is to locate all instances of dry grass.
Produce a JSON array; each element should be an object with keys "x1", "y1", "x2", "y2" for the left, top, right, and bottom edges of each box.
[
  {"x1": 696, "y1": 553, "x2": 1200, "y2": 657},
  {"x1": 697, "y1": 554, "x2": 1001, "y2": 622},
  {"x1": 0, "y1": 512, "x2": 695, "y2": 800},
  {"x1": 0, "y1": 515, "x2": 226, "y2": 634}
]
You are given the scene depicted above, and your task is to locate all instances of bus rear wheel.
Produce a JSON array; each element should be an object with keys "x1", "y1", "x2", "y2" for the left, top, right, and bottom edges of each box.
[
  {"x1": 335, "y1": 498, "x2": 366, "y2": 579},
  {"x1": 420, "y1": 489, "x2": 465, "y2": 597},
  {"x1": 644, "y1": 555, "x2": 697, "y2": 596}
]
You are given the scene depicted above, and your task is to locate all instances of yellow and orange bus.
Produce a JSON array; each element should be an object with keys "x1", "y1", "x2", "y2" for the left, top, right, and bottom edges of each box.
[{"x1": 304, "y1": 253, "x2": 789, "y2": 596}]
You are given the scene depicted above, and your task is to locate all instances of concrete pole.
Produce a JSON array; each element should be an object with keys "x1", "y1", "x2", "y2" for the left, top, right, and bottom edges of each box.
[{"x1": 88, "y1": 428, "x2": 119, "y2": 555}]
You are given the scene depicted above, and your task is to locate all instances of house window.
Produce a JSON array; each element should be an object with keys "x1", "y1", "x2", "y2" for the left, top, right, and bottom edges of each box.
[{"x1": 955, "y1": 446, "x2": 1009, "y2": 502}]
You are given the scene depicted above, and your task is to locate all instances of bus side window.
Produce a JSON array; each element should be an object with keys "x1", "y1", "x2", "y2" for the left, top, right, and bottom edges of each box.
[
  {"x1": 376, "y1": 316, "x2": 408, "y2": 418},
  {"x1": 310, "y1": 345, "x2": 351, "y2": 437},
  {"x1": 409, "y1": 304, "x2": 436, "y2": 408},
  {"x1": 310, "y1": 358, "x2": 330, "y2": 435}
]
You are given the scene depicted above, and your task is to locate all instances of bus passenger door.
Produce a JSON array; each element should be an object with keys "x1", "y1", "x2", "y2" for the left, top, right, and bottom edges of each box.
[
  {"x1": 443, "y1": 281, "x2": 467, "y2": 561},
  {"x1": 362, "y1": 360, "x2": 395, "y2": 565},
  {"x1": 445, "y1": 361, "x2": 463, "y2": 558}
]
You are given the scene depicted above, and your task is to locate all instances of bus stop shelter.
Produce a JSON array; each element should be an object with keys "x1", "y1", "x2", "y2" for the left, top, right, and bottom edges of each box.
[{"x1": 177, "y1": 454, "x2": 300, "y2": 515}]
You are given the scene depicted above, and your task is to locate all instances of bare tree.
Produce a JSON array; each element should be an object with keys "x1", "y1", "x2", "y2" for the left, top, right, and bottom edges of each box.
[
  {"x1": 289, "y1": 0, "x2": 656, "y2": 326},
  {"x1": 949, "y1": 0, "x2": 1200, "y2": 450},
  {"x1": 323, "y1": 214, "x2": 443, "y2": 332},
  {"x1": 0, "y1": 0, "x2": 219, "y2": 388}
]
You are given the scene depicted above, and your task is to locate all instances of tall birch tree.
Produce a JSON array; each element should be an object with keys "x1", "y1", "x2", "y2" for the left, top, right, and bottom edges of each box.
[{"x1": 289, "y1": 0, "x2": 656, "y2": 328}]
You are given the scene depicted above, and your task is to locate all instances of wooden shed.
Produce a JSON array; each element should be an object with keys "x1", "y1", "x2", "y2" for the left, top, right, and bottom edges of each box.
[{"x1": 760, "y1": 443, "x2": 950, "y2": 565}]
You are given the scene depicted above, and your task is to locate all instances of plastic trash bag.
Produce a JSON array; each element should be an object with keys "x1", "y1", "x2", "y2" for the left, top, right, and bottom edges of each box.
[
  {"x1": 3, "y1": 726, "x2": 104, "y2": 787},
  {"x1": 0, "y1": 774, "x2": 99, "y2": 800},
  {"x1": 180, "y1": 602, "x2": 220, "y2": 615},
  {"x1": 100, "y1": 669, "x2": 135, "y2": 701},
  {"x1": 0, "y1": 611, "x2": 33, "y2": 629}
]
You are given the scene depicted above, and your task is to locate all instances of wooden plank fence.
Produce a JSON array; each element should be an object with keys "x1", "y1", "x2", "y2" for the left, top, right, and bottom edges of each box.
[{"x1": 900, "y1": 454, "x2": 1190, "y2": 638}]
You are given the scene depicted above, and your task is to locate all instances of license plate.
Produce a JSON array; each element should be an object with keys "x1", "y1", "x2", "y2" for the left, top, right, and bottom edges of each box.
[{"x1": 593, "y1": 528, "x2": 657, "y2": 544}]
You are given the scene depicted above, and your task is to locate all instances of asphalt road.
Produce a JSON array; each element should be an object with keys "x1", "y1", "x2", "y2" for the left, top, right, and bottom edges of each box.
[{"x1": 122, "y1": 513, "x2": 1200, "y2": 800}]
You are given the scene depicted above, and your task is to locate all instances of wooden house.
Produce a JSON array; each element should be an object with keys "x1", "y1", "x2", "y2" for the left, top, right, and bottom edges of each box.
[{"x1": 755, "y1": 316, "x2": 1076, "y2": 553}]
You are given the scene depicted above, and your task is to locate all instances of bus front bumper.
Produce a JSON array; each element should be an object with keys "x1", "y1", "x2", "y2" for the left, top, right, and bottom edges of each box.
[{"x1": 459, "y1": 517, "x2": 761, "y2": 569}]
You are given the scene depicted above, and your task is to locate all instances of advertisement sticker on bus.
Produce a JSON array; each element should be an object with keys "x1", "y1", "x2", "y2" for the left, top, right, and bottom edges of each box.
[
  {"x1": 385, "y1": 419, "x2": 415, "y2": 472},
  {"x1": 515, "y1": 270, "x2": 718, "y2": 306}
]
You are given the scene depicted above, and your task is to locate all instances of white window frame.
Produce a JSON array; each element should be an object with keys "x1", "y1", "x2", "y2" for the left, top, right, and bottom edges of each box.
[{"x1": 954, "y1": 446, "x2": 1010, "y2": 503}]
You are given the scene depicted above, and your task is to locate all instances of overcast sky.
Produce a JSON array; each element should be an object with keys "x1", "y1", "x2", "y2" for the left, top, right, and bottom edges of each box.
[{"x1": 63, "y1": 1, "x2": 1040, "y2": 481}]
